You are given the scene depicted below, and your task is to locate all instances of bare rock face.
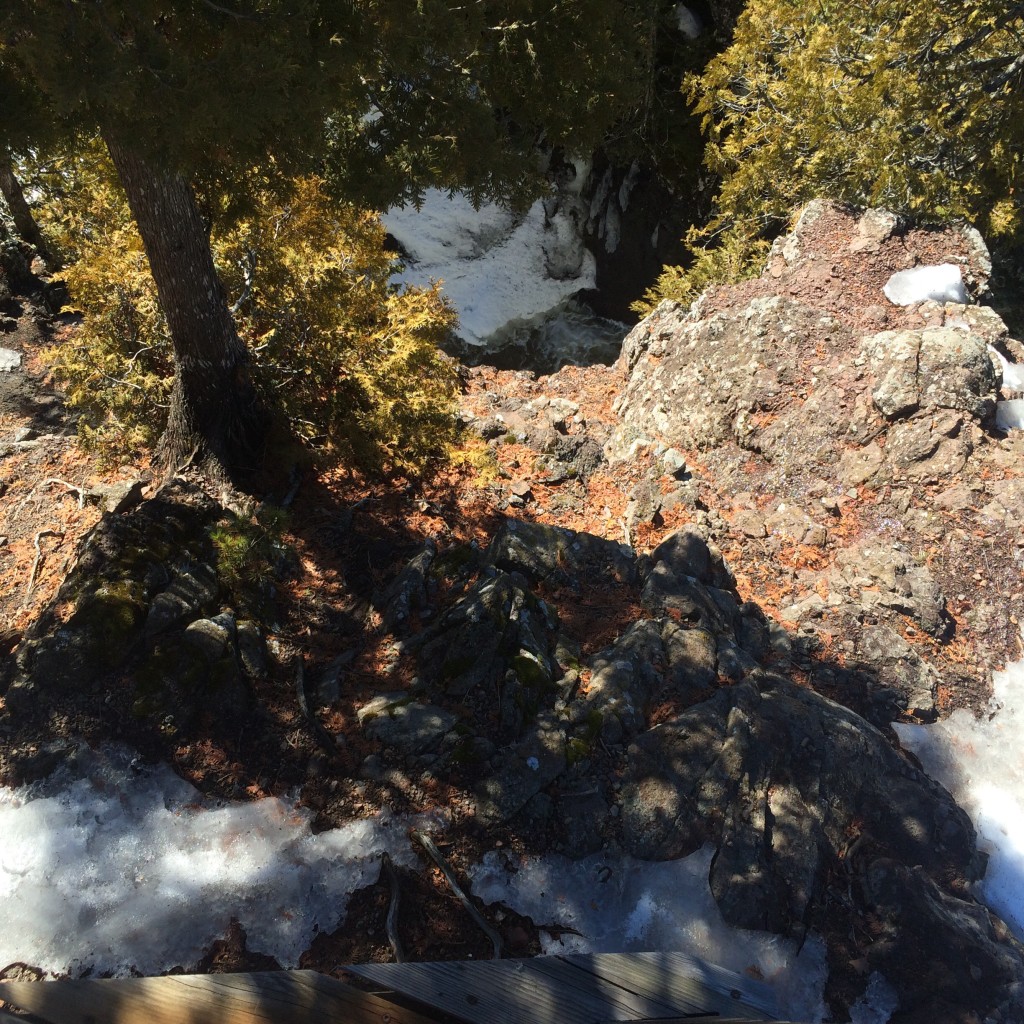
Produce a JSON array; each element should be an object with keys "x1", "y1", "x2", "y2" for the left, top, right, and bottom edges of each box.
[{"x1": 609, "y1": 200, "x2": 1024, "y2": 726}]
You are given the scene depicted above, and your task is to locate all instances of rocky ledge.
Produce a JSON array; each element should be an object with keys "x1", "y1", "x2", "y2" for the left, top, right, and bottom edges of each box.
[{"x1": 3, "y1": 202, "x2": 1024, "y2": 1022}]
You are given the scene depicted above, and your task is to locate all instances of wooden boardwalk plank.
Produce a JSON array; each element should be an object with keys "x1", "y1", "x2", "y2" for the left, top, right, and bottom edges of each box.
[
  {"x1": 520, "y1": 957, "x2": 682, "y2": 1020},
  {"x1": 348, "y1": 952, "x2": 778, "y2": 1024},
  {"x1": 558, "y1": 951, "x2": 778, "y2": 1020},
  {"x1": 349, "y1": 958, "x2": 647, "y2": 1024},
  {"x1": 0, "y1": 969, "x2": 436, "y2": 1024}
]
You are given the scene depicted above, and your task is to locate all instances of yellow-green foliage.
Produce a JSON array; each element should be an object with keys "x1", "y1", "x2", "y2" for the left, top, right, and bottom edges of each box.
[
  {"x1": 215, "y1": 175, "x2": 459, "y2": 474},
  {"x1": 29, "y1": 145, "x2": 459, "y2": 473},
  {"x1": 27, "y1": 141, "x2": 172, "y2": 461},
  {"x1": 637, "y1": 227, "x2": 769, "y2": 312},
  {"x1": 643, "y1": 0, "x2": 1024, "y2": 311}
]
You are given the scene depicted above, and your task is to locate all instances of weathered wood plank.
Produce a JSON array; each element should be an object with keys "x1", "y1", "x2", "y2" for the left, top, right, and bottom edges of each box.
[
  {"x1": 520, "y1": 957, "x2": 682, "y2": 1020},
  {"x1": 349, "y1": 958, "x2": 650, "y2": 1024},
  {"x1": 558, "y1": 951, "x2": 778, "y2": 1020},
  {"x1": 1, "y1": 1010, "x2": 36, "y2": 1024},
  {"x1": 347, "y1": 953, "x2": 776, "y2": 1024},
  {"x1": 0, "y1": 969, "x2": 436, "y2": 1024}
]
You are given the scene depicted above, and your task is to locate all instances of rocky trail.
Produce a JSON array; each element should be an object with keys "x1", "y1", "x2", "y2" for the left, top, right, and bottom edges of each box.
[{"x1": 2, "y1": 204, "x2": 1024, "y2": 1022}]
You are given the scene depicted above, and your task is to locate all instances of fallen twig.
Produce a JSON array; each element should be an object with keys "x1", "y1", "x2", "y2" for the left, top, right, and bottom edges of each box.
[
  {"x1": 23, "y1": 529, "x2": 63, "y2": 606},
  {"x1": 44, "y1": 478, "x2": 87, "y2": 509},
  {"x1": 294, "y1": 655, "x2": 340, "y2": 757},
  {"x1": 380, "y1": 852, "x2": 406, "y2": 963},
  {"x1": 411, "y1": 830, "x2": 504, "y2": 960}
]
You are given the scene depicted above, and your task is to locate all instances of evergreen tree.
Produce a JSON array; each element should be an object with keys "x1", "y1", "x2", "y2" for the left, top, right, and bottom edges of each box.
[
  {"x1": 1, "y1": 2, "x2": 647, "y2": 477},
  {"x1": 645, "y1": 0, "x2": 1024, "y2": 308}
]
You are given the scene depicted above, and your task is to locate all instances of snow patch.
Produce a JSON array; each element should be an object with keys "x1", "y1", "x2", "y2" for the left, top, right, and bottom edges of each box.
[
  {"x1": 849, "y1": 972, "x2": 900, "y2": 1024},
  {"x1": 989, "y1": 346, "x2": 1024, "y2": 392},
  {"x1": 469, "y1": 844, "x2": 829, "y2": 1023},
  {"x1": 995, "y1": 399, "x2": 1024, "y2": 431},
  {"x1": 894, "y1": 646, "x2": 1024, "y2": 939},
  {"x1": 383, "y1": 190, "x2": 596, "y2": 347},
  {"x1": 675, "y1": 4, "x2": 703, "y2": 38},
  {"x1": 0, "y1": 746, "x2": 429, "y2": 977},
  {"x1": 883, "y1": 264, "x2": 967, "y2": 306},
  {"x1": 0, "y1": 347, "x2": 22, "y2": 373}
]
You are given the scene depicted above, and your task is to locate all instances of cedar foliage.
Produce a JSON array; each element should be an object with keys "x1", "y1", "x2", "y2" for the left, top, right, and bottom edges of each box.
[
  {"x1": 2, "y1": 2, "x2": 652, "y2": 473},
  {"x1": 641, "y1": 0, "x2": 1024, "y2": 310},
  {"x1": 31, "y1": 144, "x2": 458, "y2": 473}
]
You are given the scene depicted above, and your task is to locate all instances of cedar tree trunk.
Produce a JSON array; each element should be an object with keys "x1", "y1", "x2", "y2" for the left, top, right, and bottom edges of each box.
[
  {"x1": 105, "y1": 136, "x2": 265, "y2": 477},
  {"x1": 0, "y1": 154, "x2": 50, "y2": 260}
]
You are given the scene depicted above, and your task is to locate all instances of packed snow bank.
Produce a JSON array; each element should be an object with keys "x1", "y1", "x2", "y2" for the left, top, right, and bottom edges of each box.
[
  {"x1": 469, "y1": 844, "x2": 830, "y2": 1023},
  {"x1": 883, "y1": 264, "x2": 967, "y2": 306},
  {"x1": 383, "y1": 190, "x2": 596, "y2": 348},
  {"x1": 895, "y1": 648, "x2": 1024, "y2": 939},
  {"x1": 0, "y1": 745, "x2": 427, "y2": 976}
]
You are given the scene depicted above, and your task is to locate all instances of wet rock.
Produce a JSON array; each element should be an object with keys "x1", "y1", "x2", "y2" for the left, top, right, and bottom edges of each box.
[
  {"x1": 415, "y1": 569, "x2": 558, "y2": 738},
  {"x1": 621, "y1": 677, "x2": 981, "y2": 937},
  {"x1": 487, "y1": 519, "x2": 635, "y2": 585},
  {"x1": 475, "y1": 712, "x2": 566, "y2": 825},
  {"x1": 863, "y1": 859, "x2": 1024, "y2": 1021},
  {"x1": 374, "y1": 539, "x2": 436, "y2": 634},
  {"x1": 542, "y1": 192, "x2": 588, "y2": 281},
  {"x1": 359, "y1": 693, "x2": 457, "y2": 754},
  {"x1": 855, "y1": 625, "x2": 940, "y2": 717}
]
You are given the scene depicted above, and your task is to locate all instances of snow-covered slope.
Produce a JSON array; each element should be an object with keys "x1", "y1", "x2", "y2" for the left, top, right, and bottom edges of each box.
[{"x1": 383, "y1": 190, "x2": 599, "y2": 352}]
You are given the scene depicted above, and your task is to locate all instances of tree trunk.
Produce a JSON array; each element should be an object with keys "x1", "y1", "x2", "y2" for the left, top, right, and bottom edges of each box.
[
  {"x1": 104, "y1": 136, "x2": 265, "y2": 477},
  {"x1": 0, "y1": 153, "x2": 50, "y2": 261}
]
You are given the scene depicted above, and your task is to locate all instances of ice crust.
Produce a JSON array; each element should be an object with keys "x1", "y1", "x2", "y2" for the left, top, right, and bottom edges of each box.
[
  {"x1": 382, "y1": 190, "x2": 596, "y2": 346},
  {"x1": 883, "y1": 263, "x2": 967, "y2": 306},
  {"x1": 895, "y1": 649, "x2": 1024, "y2": 939},
  {"x1": 469, "y1": 843, "x2": 830, "y2": 1023},
  {"x1": 0, "y1": 746, "x2": 425, "y2": 976}
]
